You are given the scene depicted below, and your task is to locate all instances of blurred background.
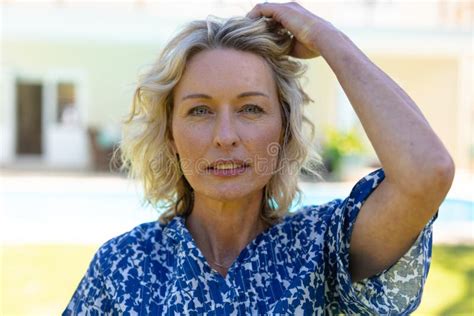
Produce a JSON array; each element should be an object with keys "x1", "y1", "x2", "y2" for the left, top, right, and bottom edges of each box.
[{"x1": 0, "y1": 0, "x2": 472, "y2": 315}]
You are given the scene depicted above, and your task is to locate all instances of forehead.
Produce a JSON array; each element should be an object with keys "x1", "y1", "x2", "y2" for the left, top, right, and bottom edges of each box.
[{"x1": 174, "y1": 48, "x2": 277, "y2": 98}]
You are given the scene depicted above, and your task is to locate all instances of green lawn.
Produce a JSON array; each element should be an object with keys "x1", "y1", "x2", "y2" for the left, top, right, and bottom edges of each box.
[
  {"x1": 414, "y1": 245, "x2": 474, "y2": 315},
  {"x1": 1, "y1": 244, "x2": 473, "y2": 315},
  {"x1": 1, "y1": 244, "x2": 99, "y2": 316}
]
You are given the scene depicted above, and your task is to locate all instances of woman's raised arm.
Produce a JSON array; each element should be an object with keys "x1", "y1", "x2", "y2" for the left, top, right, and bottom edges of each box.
[{"x1": 248, "y1": 2, "x2": 455, "y2": 282}]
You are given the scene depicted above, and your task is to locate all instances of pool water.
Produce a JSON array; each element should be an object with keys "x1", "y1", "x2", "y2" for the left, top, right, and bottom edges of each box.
[
  {"x1": 1, "y1": 182, "x2": 472, "y2": 244},
  {"x1": 294, "y1": 193, "x2": 473, "y2": 223},
  {"x1": 437, "y1": 199, "x2": 474, "y2": 222}
]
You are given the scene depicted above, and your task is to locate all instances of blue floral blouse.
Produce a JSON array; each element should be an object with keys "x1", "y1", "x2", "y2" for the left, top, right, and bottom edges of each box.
[{"x1": 64, "y1": 168, "x2": 436, "y2": 315}]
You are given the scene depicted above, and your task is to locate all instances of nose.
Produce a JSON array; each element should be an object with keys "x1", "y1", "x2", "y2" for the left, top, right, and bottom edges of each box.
[{"x1": 213, "y1": 108, "x2": 240, "y2": 149}]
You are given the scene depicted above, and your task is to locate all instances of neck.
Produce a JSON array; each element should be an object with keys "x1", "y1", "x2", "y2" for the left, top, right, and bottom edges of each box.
[{"x1": 185, "y1": 190, "x2": 268, "y2": 270}]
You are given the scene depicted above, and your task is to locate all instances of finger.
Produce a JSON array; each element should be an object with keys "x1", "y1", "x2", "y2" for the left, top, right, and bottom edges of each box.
[
  {"x1": 246, "y1": 3, "x2": 265, "y2": 19},
  {"x1": 290, "y1": 41, "x2": 319, "y2": 59},
  {"x1": 246, "y1": 3, "x2": 281, "y2": 20}
]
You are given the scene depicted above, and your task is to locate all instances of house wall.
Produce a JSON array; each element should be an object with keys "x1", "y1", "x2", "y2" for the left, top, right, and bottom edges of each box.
[
  {"x1": 372, "y1": 56, "x2": 460, "y2": 166},
  {"x1": 1, "y1": 40, "x2": 160, "y2": 126},
  {"x1": 300, "y1": 54, "x2": 470, "y2": 170}
]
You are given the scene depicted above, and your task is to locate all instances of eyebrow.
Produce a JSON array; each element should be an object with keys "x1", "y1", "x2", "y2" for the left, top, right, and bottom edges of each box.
[{"x1": 181, "y1": 91, "x2": 269, "y2": 101}]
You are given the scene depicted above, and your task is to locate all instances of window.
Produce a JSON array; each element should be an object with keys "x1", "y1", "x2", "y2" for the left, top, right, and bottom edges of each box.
[{"x1": 56, "y1": 82, "x2": 78, "y2": 125}]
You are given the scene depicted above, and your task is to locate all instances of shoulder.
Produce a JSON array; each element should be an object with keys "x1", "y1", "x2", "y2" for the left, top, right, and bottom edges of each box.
[
  {"x1": 275, "y1": 199, "x2": 342, "y2": 251},
  {"x1": 93, "y1": 220, "x2": 169, "y2": 275},
  {"x1": 288, "y1": 199, "x2": 343, "y2": 230},
  {"x1": 280, "y1": 168, "x2": 386, "y2": 248},
  {"x1": 301, "y1": 169, "x2": 385, "y2": 216},
  {"x1": 291, "y1": 168, "x2": 386, "y2": 228}
]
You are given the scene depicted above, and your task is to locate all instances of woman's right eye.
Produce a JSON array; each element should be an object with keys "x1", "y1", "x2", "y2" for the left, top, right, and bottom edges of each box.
[{"x1": 189, "y1": 106, "x2": 210, "y2": 116}]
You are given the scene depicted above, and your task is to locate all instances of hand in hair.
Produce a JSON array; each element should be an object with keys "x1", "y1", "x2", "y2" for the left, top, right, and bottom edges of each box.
[{"x1": 247, "y1": 2, "x2": 333, "y2": 59}]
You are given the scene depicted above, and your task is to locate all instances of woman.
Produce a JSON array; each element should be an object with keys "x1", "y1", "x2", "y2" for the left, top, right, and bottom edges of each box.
[{"x1": 64, "y1": 2, "x2": 454, "y2": 315}]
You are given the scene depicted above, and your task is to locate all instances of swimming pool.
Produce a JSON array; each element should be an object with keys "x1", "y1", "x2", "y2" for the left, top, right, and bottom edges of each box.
[
  {"x1": 1, "y1": 175, "x2": 472, "y2": 244},
  {"x1": 294, "y1": 193, "x2": 474, "y2": 223}
]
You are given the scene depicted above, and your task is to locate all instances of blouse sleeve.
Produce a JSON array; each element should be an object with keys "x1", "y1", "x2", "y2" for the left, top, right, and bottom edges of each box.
[
  {"x1": 62, "y1": 243, "x2": 113, "y2": 315},
  {"x1": 324, "y1": 168, "x2": 437, "y2": 315}
]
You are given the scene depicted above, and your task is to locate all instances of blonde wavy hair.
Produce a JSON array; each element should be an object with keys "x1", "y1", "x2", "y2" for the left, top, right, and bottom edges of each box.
[{"x1": 115, "y1": 16, "x2": 323, "y2": 226}]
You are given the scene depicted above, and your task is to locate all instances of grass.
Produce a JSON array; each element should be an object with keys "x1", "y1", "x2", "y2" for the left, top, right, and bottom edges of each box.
[
  {"x1": 414, "y1": 245, "x2": 474, "y2": 315},
  {"x1": 1, "y1": 244, "x2": 473, "y2": 315},
  {"x1": 1, "y1": 244, "x2": 98, "y2": 316}
]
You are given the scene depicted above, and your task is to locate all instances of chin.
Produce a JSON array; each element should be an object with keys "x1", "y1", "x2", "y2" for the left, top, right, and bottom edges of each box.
[
  {"x1": 187, "y1": 174, "x2": 269, "y2": 201},
  {"x1": 195, "y1": 182, "x2": 261, "y2": 202}
]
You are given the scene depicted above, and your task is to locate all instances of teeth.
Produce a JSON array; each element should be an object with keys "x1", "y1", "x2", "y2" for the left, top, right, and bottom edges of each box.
[{"x1": 214, "y1": 163, "x2": 243, "y2": 170}]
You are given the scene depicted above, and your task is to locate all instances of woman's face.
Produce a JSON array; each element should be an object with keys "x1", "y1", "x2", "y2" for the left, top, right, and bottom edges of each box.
[{"x1": 171, "y1": 48, "x2": 283, "y2": 201}]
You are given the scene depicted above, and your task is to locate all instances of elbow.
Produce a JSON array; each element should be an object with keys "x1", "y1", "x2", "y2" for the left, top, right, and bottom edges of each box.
[
  {"x1": 436, "y1": 154, "x2": 455, "y2": 192},
  {"x1": 412, "y1": 154, "x2": 455, "y2": 196}
]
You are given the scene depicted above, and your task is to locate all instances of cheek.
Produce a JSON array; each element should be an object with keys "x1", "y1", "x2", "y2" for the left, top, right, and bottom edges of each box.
[
  {"x1": 175, "y1": 141, "x2": 202, "y2": 172},
  {"x1": 246, "y1": 130, "x2": 282, "y2": 177},
  {"x1": 173, "y1": 121, "x2": 208, "y2": 151},
  {"x1": 253, "y1": 120, "x2": 282, "y2": 149},
  {"x1": 172, "y1": 123, "x2": 210, "y2": 175}
]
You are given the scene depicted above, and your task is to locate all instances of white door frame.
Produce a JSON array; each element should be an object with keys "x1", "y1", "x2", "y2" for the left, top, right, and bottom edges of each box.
[{"x1": 1, "y1": 68, "x2": 87, "y2": 165}]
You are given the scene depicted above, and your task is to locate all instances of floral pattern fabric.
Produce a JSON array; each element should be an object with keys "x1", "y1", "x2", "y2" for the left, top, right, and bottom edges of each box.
[{"x1": 64, "y1": 168, "x2": 435, "y2": 315}]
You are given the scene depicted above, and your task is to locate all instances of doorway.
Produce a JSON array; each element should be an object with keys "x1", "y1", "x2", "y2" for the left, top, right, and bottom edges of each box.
[{"x1": 16, "y1": 82, "x2": 43, "y2": 155}]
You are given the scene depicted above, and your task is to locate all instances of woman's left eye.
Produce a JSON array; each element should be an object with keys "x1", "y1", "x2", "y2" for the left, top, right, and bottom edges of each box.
[
  {"x1": 189, "y1": 105, "x2": 210, "y2": 116},
  {"x1": 241, "y1": 104, "x2": 264, "y2": 114}
]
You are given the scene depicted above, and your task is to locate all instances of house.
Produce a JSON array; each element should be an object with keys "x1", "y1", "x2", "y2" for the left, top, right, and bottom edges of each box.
[{"x1": 1, "y1": 0, "x2": 472, "y2": 172}]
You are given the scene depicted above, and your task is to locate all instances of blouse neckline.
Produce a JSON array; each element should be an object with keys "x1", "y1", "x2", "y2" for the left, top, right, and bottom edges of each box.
[{"x1": 163, "y1": 213, "x2": 288, "y2": 282}]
